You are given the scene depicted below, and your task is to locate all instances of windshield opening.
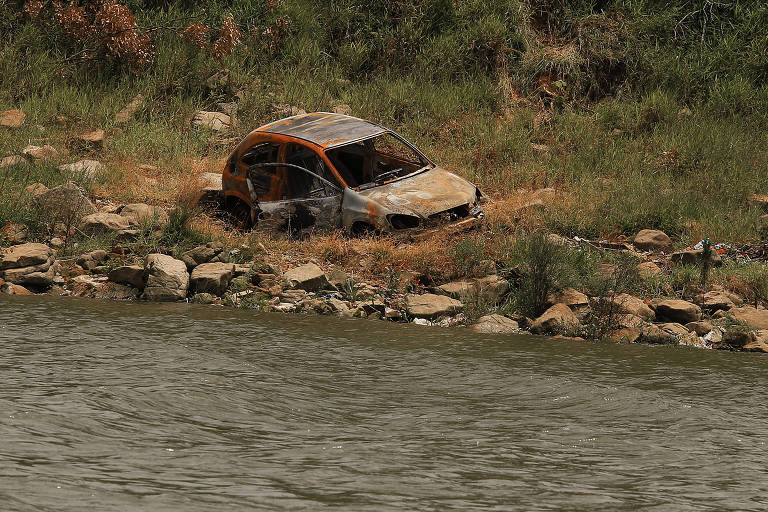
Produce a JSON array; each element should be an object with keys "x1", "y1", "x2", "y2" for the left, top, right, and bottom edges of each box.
[{"x1": 325, "y1": 132, "x2": 430, "y2": 188}]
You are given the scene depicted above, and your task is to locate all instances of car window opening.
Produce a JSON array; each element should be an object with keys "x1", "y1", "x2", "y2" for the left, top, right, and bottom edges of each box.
[
  {"x1": 326, "y1": 132, "x2": 429, "y2": 189},
  {"x1": 283, "y1": 144, "x2": 339, "y2": 199}
]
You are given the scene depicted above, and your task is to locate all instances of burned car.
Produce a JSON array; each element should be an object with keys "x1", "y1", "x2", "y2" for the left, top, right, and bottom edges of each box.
[{"x1": 222, "y1": 112, "x2": 483, "y2": 234}]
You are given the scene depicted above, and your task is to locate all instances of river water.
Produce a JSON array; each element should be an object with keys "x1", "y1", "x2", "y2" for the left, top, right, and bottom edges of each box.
[{"x1": 1, "y1": 295, "x2": 767, "y2": 511}]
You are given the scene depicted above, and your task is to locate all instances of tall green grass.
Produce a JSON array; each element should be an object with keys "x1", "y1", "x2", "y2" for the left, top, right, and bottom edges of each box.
[{"x1": 1, "y1": 0, "x2": 767, "y2": 244}]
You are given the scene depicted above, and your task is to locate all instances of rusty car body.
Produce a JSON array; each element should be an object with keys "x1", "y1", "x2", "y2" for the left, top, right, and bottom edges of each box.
[{"x1": 221, "y1": 112, "x2": 483, "y2": 235}]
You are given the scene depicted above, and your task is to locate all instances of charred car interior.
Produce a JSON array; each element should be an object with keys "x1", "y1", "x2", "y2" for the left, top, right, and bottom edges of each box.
[{"x1": 222, "y1": 112, "x2": 484, "y2": 236}]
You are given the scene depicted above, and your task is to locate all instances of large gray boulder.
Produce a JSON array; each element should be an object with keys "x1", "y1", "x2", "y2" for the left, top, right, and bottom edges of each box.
[
  {"x1": 283, "y1": 263, "x2": 331, "y2": 291},
  {"x1": 406, "y1": 293, "x2": 463, "y2": 319},
  {"x1": 142, "y1": 254, "x2": 189, "y2": 301},
  {"x1": 190, "y1": 262, "x2": 235, "y2": 296}
]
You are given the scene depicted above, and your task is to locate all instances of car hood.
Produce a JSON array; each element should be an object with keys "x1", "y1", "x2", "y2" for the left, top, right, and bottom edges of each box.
[{"x1": 355, "y1": 167, "x2": 478, "y2": 217}]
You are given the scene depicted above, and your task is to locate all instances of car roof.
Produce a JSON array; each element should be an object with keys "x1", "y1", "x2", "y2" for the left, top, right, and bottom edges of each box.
[{"x1": 256, "y1": 112, "x2": 387, "y2": 149}]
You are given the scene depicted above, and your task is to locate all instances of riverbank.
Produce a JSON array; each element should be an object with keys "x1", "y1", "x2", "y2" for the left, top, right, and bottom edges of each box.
[
  {"x1": 2, "y1": 1, "x2": 768, "y2": 353},
  {"x1": 2, "y1": 204, "x2": 768, "y2": 353}
]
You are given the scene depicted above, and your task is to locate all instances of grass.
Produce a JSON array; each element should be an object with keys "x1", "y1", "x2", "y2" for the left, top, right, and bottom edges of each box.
[{"x1": 1, "y1": 0, "x2": 767, "y2": 311}]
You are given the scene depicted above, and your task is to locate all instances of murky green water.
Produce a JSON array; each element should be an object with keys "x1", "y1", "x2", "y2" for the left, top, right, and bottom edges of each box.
[{"x1": 1, "y1": 295, "x2": 767, "y2": 511}]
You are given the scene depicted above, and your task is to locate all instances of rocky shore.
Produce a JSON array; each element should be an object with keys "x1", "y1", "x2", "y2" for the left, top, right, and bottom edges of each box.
[{"x1": 2, "y1": 186, "x2": 767, "y2": 354}]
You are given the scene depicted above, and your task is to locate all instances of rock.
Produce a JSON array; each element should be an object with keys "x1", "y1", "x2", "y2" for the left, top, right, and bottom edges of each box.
[
  {"x1": 2, "y1": 258, "x2": 56, "y2": 288},
  {"x1": 190, "y1": 262, "x2": 235, "y2": 296},
  {"x1": 547, "y1": 288, "x2": 589, "y2": 309},
  {"x1": 232, "y1": 263, "x2": 252, "y2": 278},
  {"x1": 638, "y1": 324, "x2": 677, "y2": 344},
  {"x1": 406, "y1": 293, "x2": 463, "y2": 319},
  {"x1": 475, "y1": 275, "x2": 509, "y2": 304},
  {"x1": 608, "y1": 327, "x2": 642, "y2": 343},
  {"x1": 701, "y1": 290, "x2": 739, "y2": 312},
  {"x1": 280, "y1": 289, "x2": 306, "y2": 303},
  {"x1": 48, "y1": 237, "x2": 64, "y2": 248},
  {"x1": 69, "y1": 274, "x2": 105, "y2": 298},
  {"x1": 653, "y1": 299, "x2": 701, "y2": 324},
  {"x1": 58, "y1": 160, "x2": 104, "y2": 179},
  {"x1": 671, "y1": 249, "x2": 722, "y2": 267},
  {"x1": 283, "y1": 263, "x2": 331, "y2": 292},
  {"x1": 75, "y1": 129, "x2": 105, "y2": 150},
  {"x1": 199, "y1": 172, "x2": 222, "y2": 190},
  {"x1": 384, "y1": 307, "x2": 401, "y2": 320},
  {"x1": 181, "y1": 242, "x2": 224, "y2": 270},
  {"x1": 142, "y1": 254, "x2": 189, "y2": 301},
  {"x1": 34, "y1": 182, "x2": 96, "y2": 221},
  {"x1": 437, "y1": 275, "x2": 508, "y2": 304},
  {"x1": 0, "y1": 109, "x2": 25, "y2": 127},
  {"x1": 25, "y1": 182, "x2": 48, "y2": 196},
  {"x1": 686, "y1": 321, "x2": 713, "y2": 336},
  {"x1": 470, "y1": 314, "x2": 519, "y2": 334},
  {"x1": 437, "y1": 280, "x2": 474, "y2": 299},
  {"x1": 217, "y1": 102, "x2": 238, "y2": 116},
  {"x1": 1, "y1": 222, "x2": 29, "y2": 243},
  {"x1": 22, "y1": 145, "x2": 58, "y2": 163},
  {"x1": 1, "y1": 282, "x2": 34, "y2": 295},
  {"x1": 615, "y1": 314, "x2": 645, "y2": 329},
  {"x1": 530, "y1": 303, "x2": 580, "y2": 335},
  {"x1": 744, "y1": 331, "x2": 768, "y2": 353},
  {"x1": 636, "y1": 261, "x2": 662, "y2": 278},
  {"x1": 115, "y1": 94, "x2": 143, "y2": 124},
  {"x1": 328, "y1": 297, "x2": 350, "y2": 313},
  {"x1": 728, "y1": 306, "x2": 768, "y2": 330},
  {"x1": 78, "y1": 212, "x2": 132, "y2": 236},
  {"x1": 76, "y1": 249, "x2": 108, "y2": 271},
  {"x1": 108, "y1": 265, "x2": 145, "y2": 289},
  {"x1": 192, "y1": 111, "x2": 230, "y2": 131},
  {"x1": 198, "y1": 172, "x2": 223, "y2": 204},
  {"x1": 632, "y1": 229, "x2": 672, "y2": 252},
  {"x1": 610, "y1": 293, "x2": 655, "y2": 320},
  {"x1": 412, "y1": 318, "x2": 432, "y2": 326},
  {"x1": 659, "y1": 322, "x2": 690, "y2": 337},
  {"x1": 326, "y1": 269, "x2": 348, "y2": 289},
  {"x1": 119, "y1": 203, "x2": 168, "y2": 226},
  {"x1": 1, "y1": 243, "x2": 53, "y2": 269},
  {"x1": 0, "y1": 155, "x2": 23, "y2": 168},
  {"x1": 332, "y1": 104, "x2": 352, "y2": 116}
]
